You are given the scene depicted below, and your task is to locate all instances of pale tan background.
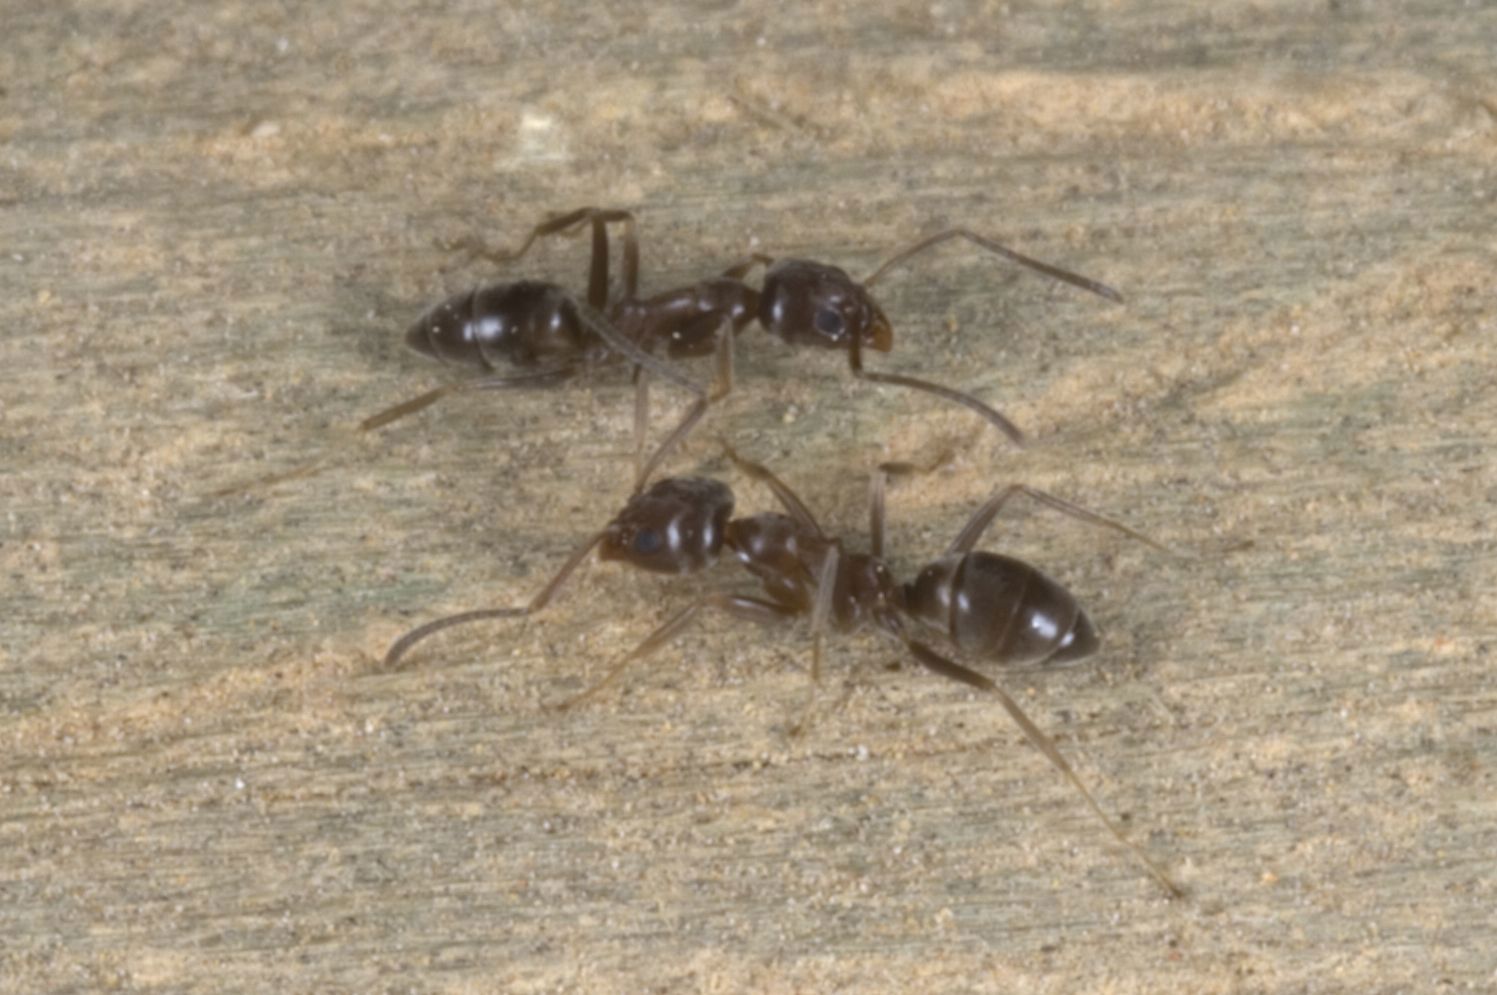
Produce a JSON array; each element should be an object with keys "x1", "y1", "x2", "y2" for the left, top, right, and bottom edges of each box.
[{"x1": 3, "y1": 1, "x2": 1494, "y2": 992}]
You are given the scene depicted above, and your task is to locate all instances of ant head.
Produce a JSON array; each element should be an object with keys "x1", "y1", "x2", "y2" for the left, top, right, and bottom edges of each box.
[
  {"x1": 600, "y1": 477, "x2": 734, "y2": 574},
  {"x1": 758, "y1": 259, "x2": 893, "y2": 353}
]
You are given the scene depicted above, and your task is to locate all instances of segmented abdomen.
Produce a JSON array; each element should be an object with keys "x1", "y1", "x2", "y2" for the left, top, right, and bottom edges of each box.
[
  {"x1": 405, "y1": 281, "x2": 590, "y2": 371},
  {"x1": 904, "y1": 552, "x2": 1099, "y2": 666}
]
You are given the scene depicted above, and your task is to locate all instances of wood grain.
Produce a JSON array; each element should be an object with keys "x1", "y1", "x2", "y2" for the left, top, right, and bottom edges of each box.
[{"x1": 3, "y1": 1, "x2": 1494, "y2": 991}]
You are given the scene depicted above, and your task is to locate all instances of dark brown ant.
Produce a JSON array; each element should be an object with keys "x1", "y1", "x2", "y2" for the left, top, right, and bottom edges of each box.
[
  {"x1": 218, "y1": 208, "x2": 1116, "y2": 498},
  {"x1": 448, "y1": 206, "x2": 1124, "y2": 486},
  {"x1": 383, "y1": 448, "x2": 1183, "y2": 898}
]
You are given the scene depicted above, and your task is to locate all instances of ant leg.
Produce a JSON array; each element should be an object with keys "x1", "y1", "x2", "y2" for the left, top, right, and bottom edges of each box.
[
  {"x1": 807, "y1": 545, "x2": 840, "y2": 684},
  {"x1": 866, "y1": 453, "x2": 952, "y2": 559},
  {"x1": 554, "y1": 592, "x2": 797, "y2": 710},
  {"x1": 574, "y1": 302, "x2": 704, "y2": 399},
  {"x1": 713, "y1": 311, "x2": 736, "y2": 398},
  {"x1": 946, "y1": 484, "x2": 1173, "y2": 558},
  {"x1": 847, "y1": 335, "x2": 1024, "y2": 446},
  {"x1": 357, "y1": 365, "x2": 580, "y2": 432},
  {"x1": 444, "y1": 206, "x2": 637, "y2": 273},
  {"x1": 617, "y1": 212, "x2": 640, "y2": 299},
  {"x1": 632, "y1": 366, "x2": 651, "y2": 483},
  {"x1": 585, "y1": 211, "x2": 609, "y2": 310},
  {"x1": 869, "y1": 464, "x2": 889, "y2": 560},
  {"x1": 582, "y1": 208, "x2": 640, "y2": 308},
  {"x1": 381, "y1": 530, "x2": 609, "y2": 669},
  {"x1": 208, "y1": 365, "x2": 580, "y2": 497},
  {"x1": 720, "y1": 253, "x2": 775, "y2": 280},
  {"x1": 900, "y1": 635, "x2": 1184, "y2": 899},
  {"x1": 862, "y1": 227, "x2": 1123, "y2": 302},
  {"x1": 784, "y1": 545, "x2": 842, "y2": 737},
  {"x1": 208, "y1": 457, "x2": 332, "y2": 498},
  {"x1": 380, "y1": 542, "x2": 604, "y2": 669},
  {"x1": 719, "y1": 442, "x2": 824, "y2": 538},
  {"x1": 631, "y1": 319, "x2": 736, "y2": 492}
]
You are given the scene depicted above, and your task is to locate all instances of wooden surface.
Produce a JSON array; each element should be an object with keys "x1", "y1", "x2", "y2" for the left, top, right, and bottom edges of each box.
[{"x1": 3, "y1": 1, "x2": 1494, "y2": 991}]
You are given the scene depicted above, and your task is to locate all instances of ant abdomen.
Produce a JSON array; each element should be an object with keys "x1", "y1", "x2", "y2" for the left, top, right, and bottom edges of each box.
[
  {"x1": 904, "y1": 552, "x2": 1099, "y2": 667},
  {"x1": 405, "y1": 281, "x2": 592, "y2": 370}
]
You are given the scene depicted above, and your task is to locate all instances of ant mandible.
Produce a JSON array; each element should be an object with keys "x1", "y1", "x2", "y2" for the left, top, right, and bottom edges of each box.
[{"x1": 383, "y1": 446, "x2": 1183, "y2": 899}]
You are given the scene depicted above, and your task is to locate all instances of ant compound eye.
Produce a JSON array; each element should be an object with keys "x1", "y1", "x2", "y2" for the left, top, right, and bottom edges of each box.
[
  {"x1": 813, "y1": 307, "x2": 845, "y2": 337},
  {"x1": 633, "y1": 529, "x2": 663, "y2": 555}
]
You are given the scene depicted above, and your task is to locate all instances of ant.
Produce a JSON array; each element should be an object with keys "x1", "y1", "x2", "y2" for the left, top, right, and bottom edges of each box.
[
  {"x1": 218, "y1": 207, "x2": 1117, "y2": 498},
  {"x1": 439, "y1": 206, "x2": 1123, "y2": 487},
  {"x1": 383, "y1": 446, "x2": 1184, "y2": 898}
]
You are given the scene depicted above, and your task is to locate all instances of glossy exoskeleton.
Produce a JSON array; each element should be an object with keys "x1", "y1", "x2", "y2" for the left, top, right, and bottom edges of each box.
[{"x1": 383, "y1": 449, "x2": 1182, "y2": 898}]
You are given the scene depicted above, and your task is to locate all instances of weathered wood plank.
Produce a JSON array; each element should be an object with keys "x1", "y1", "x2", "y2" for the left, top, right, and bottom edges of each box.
[{"x1": 3, "y1": 1, "x2": 1493, "y2": 991}]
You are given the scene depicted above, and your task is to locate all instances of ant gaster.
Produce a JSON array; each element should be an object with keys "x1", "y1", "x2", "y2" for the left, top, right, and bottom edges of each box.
[{"x1": 383, "y1": 447, "x2": 1183, "y2": 899}]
